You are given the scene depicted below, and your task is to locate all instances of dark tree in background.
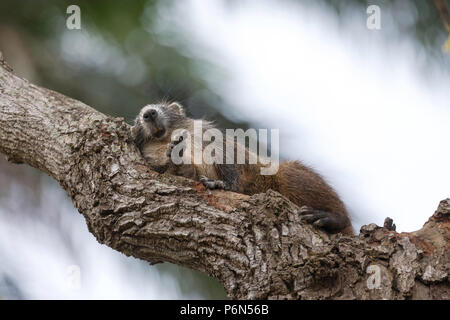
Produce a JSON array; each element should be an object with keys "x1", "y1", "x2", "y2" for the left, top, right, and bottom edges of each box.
[{"x1": 0, "y1": 0, "x2": 449, "y2": 124}]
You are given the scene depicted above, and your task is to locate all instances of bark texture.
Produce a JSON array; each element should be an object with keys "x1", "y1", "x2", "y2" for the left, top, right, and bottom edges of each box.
[{"x1": 0, "y1": 59, "x2": 449, "y2": 300}]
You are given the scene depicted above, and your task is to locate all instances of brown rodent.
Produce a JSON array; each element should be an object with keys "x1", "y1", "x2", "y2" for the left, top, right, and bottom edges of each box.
[{"x1": 132, "y1": 102, "x2": 353, "y2": 235}]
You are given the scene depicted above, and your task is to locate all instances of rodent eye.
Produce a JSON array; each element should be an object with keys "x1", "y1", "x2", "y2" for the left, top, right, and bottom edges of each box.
[{"x1": 150, "y1": 110, "x2": 157, "y2": 117}]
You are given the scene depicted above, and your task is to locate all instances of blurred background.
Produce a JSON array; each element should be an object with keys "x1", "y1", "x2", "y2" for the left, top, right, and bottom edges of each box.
[{"x1": 0, "y1": 0, "x2": 449, "y2": 299}]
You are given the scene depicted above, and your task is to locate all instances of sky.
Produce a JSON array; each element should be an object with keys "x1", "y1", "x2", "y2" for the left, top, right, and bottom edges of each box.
[
  {"x1": 166, "y1": 0, "x2": 450, "y2": 231},
  {"x1": 0, "y1": 176, "x2": 207, "y2": 299}
]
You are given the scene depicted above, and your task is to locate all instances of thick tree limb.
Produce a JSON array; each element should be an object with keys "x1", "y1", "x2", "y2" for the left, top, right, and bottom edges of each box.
[{"x1": 0, "y1": 59, "x2": 449, "y2": 299}]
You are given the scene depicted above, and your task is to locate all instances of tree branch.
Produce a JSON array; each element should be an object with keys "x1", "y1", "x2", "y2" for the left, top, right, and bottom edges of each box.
[{"x1": 0, "y1": 60, "x2": 448, "y2": 299}]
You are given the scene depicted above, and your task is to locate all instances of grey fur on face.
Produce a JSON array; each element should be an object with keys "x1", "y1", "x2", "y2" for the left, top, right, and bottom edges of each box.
[{"x1": 133, "y1": 102, "x2": 186, "y2": 148}]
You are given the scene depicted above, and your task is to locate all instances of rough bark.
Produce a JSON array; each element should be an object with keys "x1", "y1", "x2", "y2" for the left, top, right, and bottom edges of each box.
[{"x1": 0, "y1": 58, "x2": 449, "y2": 300}]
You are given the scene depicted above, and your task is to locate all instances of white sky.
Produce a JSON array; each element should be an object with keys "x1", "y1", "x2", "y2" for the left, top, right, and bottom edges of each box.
[
  {"x1": 0, "y1": 179, "x2": 201, "y2": 299},
  {"x1": 167, "y1": 0, "x2": 450, "y2": 232}
]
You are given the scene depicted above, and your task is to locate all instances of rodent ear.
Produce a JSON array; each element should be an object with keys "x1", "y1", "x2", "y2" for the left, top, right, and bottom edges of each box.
[{"x1": 168, "y1": 102, "x2": 185, "y2": 116}]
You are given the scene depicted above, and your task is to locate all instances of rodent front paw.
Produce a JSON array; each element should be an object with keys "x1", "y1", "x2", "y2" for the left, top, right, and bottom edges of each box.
[
  {"x1": 166, "y1": 142, "x2": 178, "y2": 158},
  {"x1": 199, "y1": 176, "x2": 227, "y2": 190},
  {"x1": 166, "y1": 131, "x2": 186, "y2": 158}
]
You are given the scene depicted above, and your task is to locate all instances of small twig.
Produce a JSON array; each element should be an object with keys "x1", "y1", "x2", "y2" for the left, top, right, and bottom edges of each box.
[{"x1": 383, "y1": 217, "x2": 396, "y2": 231}]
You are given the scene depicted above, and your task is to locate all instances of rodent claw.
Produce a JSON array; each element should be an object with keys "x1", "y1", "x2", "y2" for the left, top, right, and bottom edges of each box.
[
  {"x1": 299, "y1": 206, "x2": 314, "y2": 214},
  {"x1": 199, "y1": 176, "x2": 226, "y2": 190},
  {"x1": 313, "y1": 217, "x2": 331, "y2": 228}
]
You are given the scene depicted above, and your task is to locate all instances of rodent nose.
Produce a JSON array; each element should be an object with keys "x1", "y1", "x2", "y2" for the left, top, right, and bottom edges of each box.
[{"x1": 143, "y1": 109, "x2": 158, "y2": 122}]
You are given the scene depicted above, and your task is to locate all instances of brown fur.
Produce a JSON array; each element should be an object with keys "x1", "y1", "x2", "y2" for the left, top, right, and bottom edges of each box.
[{"x1": 133, "y1": 102, "x2": 353, "y2": 235}]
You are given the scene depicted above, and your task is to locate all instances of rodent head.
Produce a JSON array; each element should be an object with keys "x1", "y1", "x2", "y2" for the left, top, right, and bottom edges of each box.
[{"x1": 133, "y1": 102, "x2": 186, "y2": 148}]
